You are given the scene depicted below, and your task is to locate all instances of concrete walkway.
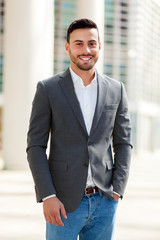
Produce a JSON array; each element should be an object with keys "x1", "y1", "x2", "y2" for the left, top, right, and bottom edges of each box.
[{"x1": 0, "y1": 154, "x2": 160, "y2": 240}]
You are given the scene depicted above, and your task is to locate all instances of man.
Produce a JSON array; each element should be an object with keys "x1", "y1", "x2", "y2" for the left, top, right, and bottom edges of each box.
[{"x1": 27, "y1": 18, "x2": 132, "y2": 240}]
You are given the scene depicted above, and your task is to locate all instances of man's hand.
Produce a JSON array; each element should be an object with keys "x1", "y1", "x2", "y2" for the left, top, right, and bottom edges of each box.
[
  {"x1": 43, "y1": 196, "x2": 67, "y2": 226},
  {"x1": 113, "y1": 192, "x2": 120, "y2": 201}
]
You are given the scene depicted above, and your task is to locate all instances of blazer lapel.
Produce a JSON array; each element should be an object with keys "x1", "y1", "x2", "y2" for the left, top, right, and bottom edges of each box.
[
  {"x1": 58, "y1": 68, "x2": 88, "y2": 136},
  {"x1": 90, "y1": 72, "x2": 109, "y2": 136}
]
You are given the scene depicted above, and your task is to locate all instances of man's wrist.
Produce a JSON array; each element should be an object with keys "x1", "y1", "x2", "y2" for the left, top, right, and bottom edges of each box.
[
  {"x1": 42, "y1": 194, "x2": 56, "y2": 201},
  {"x1": 113, "y1": 191, "x2": 121, "y2": 201},
  {"x1": 113, "y1": 191, "x2": 121, "y2": 197}
]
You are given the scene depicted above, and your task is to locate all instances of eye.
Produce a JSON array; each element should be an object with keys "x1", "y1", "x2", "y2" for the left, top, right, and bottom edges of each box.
[
  {"x1": 89, "y1": 42, "x2": 97, "y2": 47},
  {"x1": 76, "y1": 42, "x2": 83, "y2": 46}
]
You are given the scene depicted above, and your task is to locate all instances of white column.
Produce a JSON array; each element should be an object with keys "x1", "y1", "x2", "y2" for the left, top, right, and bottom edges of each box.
[
  {"x1": 77, "y1": 0, "x2": 104, "y2": 74},
  {"x1": 3, "y1": 0, "x2": 54, "y2": 169}
]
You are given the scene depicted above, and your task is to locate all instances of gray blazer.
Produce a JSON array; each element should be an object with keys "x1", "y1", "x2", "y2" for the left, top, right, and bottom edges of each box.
[{"x1": 27, "y1": 68, "x2": 132, "y2": 213}]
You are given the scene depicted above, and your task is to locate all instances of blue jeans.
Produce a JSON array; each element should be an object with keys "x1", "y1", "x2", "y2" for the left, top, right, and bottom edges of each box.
[{"x1": 46, "y1": 192, "x2": 118, "y2": 240}]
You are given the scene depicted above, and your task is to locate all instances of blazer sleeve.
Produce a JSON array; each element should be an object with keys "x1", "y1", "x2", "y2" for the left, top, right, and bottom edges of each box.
[
  {"x1": 26, "y1": 81, "x2": 56, "y2": 202},
  {"x1": 112, "y1": 82, "x2": 132, "y2": 197}
]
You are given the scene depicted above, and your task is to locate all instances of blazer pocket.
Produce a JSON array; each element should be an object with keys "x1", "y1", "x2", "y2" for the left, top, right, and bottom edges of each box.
[
  {"x1": 50, "y1": 161, "x2": 67, "y2": 172},
  {"x1": 103, "y1": 104, "x2": 118, "y2": 111}
]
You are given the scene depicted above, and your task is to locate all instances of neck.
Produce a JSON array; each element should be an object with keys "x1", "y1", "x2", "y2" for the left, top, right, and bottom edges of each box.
[{"x1": 70, "y1": 64, "x2": 95, "y2": 86}]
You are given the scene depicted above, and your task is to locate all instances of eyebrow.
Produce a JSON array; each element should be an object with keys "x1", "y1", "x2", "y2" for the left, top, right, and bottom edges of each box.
[
  {"x1": 73, "y1": 40, "x2": 97, "y2": 43},
  {"x1": 73, "y1": 40, "x2": 83, "y2": 43}
]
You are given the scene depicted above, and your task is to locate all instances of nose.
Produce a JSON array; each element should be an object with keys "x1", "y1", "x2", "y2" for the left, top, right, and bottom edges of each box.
[{"x1": 83, "y1": 45, "x2": 91, "y2": 54}]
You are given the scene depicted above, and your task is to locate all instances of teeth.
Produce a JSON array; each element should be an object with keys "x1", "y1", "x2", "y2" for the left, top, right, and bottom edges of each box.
[{"x1": 81, "y1": 58, "x2": 90, "y2": 60}]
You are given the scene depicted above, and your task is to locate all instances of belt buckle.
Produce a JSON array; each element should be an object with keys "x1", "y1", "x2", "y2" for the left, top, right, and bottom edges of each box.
[
  {"x1": 85, "y1": 186, "x2": 95, "y2": 195},
  {"x1": 85, "y1": 188, "x2": 88, "y2": 195}
]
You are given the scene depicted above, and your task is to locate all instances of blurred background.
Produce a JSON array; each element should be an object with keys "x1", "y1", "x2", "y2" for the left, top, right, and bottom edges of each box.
[{"x1": 0, "y1": 0, "x2": 160, "y2": 239}]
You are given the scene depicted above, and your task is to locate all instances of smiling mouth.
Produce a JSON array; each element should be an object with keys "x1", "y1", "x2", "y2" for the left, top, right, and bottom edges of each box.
[{"x1": 79, "y1": 55, "x2": 93, "y2": 61}]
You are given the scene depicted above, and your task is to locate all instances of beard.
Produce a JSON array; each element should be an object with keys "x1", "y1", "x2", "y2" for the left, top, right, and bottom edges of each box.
[{"x1": 69, "y1": 50, "x2": 99, "y2": 71}]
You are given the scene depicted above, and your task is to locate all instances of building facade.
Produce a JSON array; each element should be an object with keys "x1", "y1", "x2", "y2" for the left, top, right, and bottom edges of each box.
[
  {"x1": 1, "y1": 0, "x2": 160, "y2": 169},
  {"x1": 53, "y1": 0, "x2": 160, "y2": 154},
  {"x1": 127, "y1": 0, "x2": 160, "y2": 153}
]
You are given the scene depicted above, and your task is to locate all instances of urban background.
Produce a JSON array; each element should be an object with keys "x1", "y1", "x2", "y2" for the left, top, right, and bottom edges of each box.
[{"x1": 0, "y1": 0, "x2": 160, "y2": 240}]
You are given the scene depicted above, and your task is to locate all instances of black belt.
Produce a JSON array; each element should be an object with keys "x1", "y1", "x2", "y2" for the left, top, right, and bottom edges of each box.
[{"x1": 85, "y1": 186, "x2": 99, "y2": 195}]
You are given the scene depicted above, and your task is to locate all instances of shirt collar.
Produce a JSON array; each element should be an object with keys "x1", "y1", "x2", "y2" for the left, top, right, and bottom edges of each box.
[{"x1": 69, "y1": 66, "x2": 97, "y2": 87}]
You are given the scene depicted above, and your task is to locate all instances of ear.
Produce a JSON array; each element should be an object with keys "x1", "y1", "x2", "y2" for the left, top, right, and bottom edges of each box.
[
  {"x1": 99, "y1": 42, "x2": 101, "y2": 50},
  {"x1": 65, "y1": 42, "x2": 69, "y2": 54}
]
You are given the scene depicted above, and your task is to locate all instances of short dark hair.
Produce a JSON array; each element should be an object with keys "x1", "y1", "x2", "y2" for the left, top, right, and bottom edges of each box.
[{"x1": 67, "y1": 18, "x2": 99, "y2": 43}]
